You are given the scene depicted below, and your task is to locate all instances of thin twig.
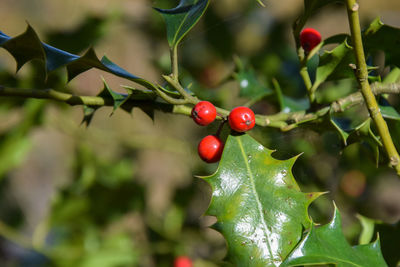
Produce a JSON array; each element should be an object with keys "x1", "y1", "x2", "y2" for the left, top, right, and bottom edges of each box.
[{"x1": 1, "y1": 83, "x2": 400, "y2": 131}]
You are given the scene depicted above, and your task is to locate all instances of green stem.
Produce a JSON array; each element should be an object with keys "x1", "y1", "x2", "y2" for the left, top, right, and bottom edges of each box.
[
  {"x1": 171, "y1": 46, "x2": 179, "y2": 81},
  {"x1": 346, "y1": 0, "x2": 400, "y2": 175},
  {"x1": 162, "y1": 75, "x2": 199, "y2": 104}
]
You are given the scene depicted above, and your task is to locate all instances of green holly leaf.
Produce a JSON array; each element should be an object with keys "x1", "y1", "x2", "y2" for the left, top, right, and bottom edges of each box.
[
  {"x1": 0, "y1": 24, "x2": 155, "y2": 88},
  {"x1": 378, "y1": 97, "x2": 400, "y2": 121},
  {"x1": 101, "y1": 78, "x2": 131, "y2": 115},
  {"x1": 202, "y1": 134, "x2": 322, "y2": 266},
  {"x1": 281, "y1": 206, "x2": 388, "y2": 267},
  {"x1": 311, "y1": 40, "x2": 354, "y2": 92},
  {"x1": 364, "y1": 17, "x2": 400, "y2": 68},
  {"x1": 154, "y1": 0, "x2": 209, "y2": 49},
  {"x1": 81, "y1": 105, "x2": 98, "y2": 126}
]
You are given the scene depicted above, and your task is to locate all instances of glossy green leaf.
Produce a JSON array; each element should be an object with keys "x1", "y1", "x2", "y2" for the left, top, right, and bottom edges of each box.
[
  {"x1": 364, "y1": 18, "x2": 400, "y2": 68},
  {"x1": 281, "y1": 206, "x2": 388, "y2": 267},
  {"x1": 0, "y1": 24, "x2": 155, "y2": 88},
  {"x1": 202, "y1": 134, "x2": 322, "y2": 266},
  {"x1": 311, "y1": 40, "x2": 354, "y2": 92},
  {"x1": 378, "y1": 97, "x2": 400, "y2": 121},
  {"x1": 154, "y1": 0, "x2": 209, "y2": 49}
]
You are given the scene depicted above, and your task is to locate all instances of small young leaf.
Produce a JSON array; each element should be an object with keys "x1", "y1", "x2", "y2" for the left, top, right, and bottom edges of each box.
[
  {"x1": 154, "y1": 0, "x2": 209, "y2": 49},
  {"x1": 202, "y1": 134, "x2": 322, "y2": 266},
  {"x1": 281, "y1": 206, "x2": 388, "y2": 267}
]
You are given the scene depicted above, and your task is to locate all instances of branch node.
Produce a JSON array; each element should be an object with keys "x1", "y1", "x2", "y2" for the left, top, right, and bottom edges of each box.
[{"x1": 352, "y1": 3, "x2": 359, "y2": 11}]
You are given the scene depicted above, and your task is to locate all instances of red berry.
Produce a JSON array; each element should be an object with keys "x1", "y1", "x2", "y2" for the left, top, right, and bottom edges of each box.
[
  {"x1": 174, "y1": 256, "x2": 193, "y2": 267},
  {"x1": 228, "y1": 106, "x2": 255, "y2": 132},
  {"x1": 198, "y1": 135, "x2": 224, "y2": 163},
  {"x1": 191, "y1": 101, "x2": 217, "y2": 126},
  {"x1": 300, "y1": 28, "x2": 321, "y2": 53}
]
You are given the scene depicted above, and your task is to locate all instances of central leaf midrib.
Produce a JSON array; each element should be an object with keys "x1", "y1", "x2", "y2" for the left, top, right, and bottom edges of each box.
[{"x1": 237, "y1": 136, "x2": 275, "y2": 262}]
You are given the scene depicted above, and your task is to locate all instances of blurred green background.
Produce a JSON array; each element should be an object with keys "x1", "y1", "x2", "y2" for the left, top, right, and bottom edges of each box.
[{"x1": 0, "y1": 0, "x2": 400, "y2": 266}]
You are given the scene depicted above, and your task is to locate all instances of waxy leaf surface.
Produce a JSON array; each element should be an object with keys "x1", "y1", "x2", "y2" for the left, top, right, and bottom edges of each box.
[
  {"x1": 281, "y1": 207, "x2": 388, "y2": 267},
  {"x1": 154, "y1": 0, "x2": 209, "y2": 49},
  {"x1": 203, "y1": 134, "x2": 321, "y2": 266}
]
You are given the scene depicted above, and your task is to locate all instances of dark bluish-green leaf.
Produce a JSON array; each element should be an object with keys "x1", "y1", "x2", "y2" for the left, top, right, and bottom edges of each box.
[
  {"x1": 0, "y1": 25, "x2": 154, "y2": 88},
  {"x1": 281, "y1": 206, "x2": 387, "y2": 267},
  {"x1": 154, "y1": 0, "x2": 209, "y2": 49},
  {"x1": 364, "y1": 17, "x2": 400, "y2": 68},
  {"x1": 202, "y1": 134, "x2": 322, "y2": 266},
  {"x1": 378, "y1": 97, "x2": 400, "y2": 121}
]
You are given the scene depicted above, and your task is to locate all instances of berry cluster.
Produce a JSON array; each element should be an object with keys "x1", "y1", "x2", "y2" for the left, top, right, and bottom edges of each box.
[{"x1": 191, "y1": 101, "x2": 255, "y2": 163}]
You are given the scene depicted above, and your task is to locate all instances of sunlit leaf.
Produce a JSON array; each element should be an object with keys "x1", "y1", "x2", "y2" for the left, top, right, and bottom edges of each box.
[
  {"x1": 311, "y1": 40, "x2": 354, "y2": 92},
  {"x1": 202, "y1": 134, "x2": 322, "y2": 266}
]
